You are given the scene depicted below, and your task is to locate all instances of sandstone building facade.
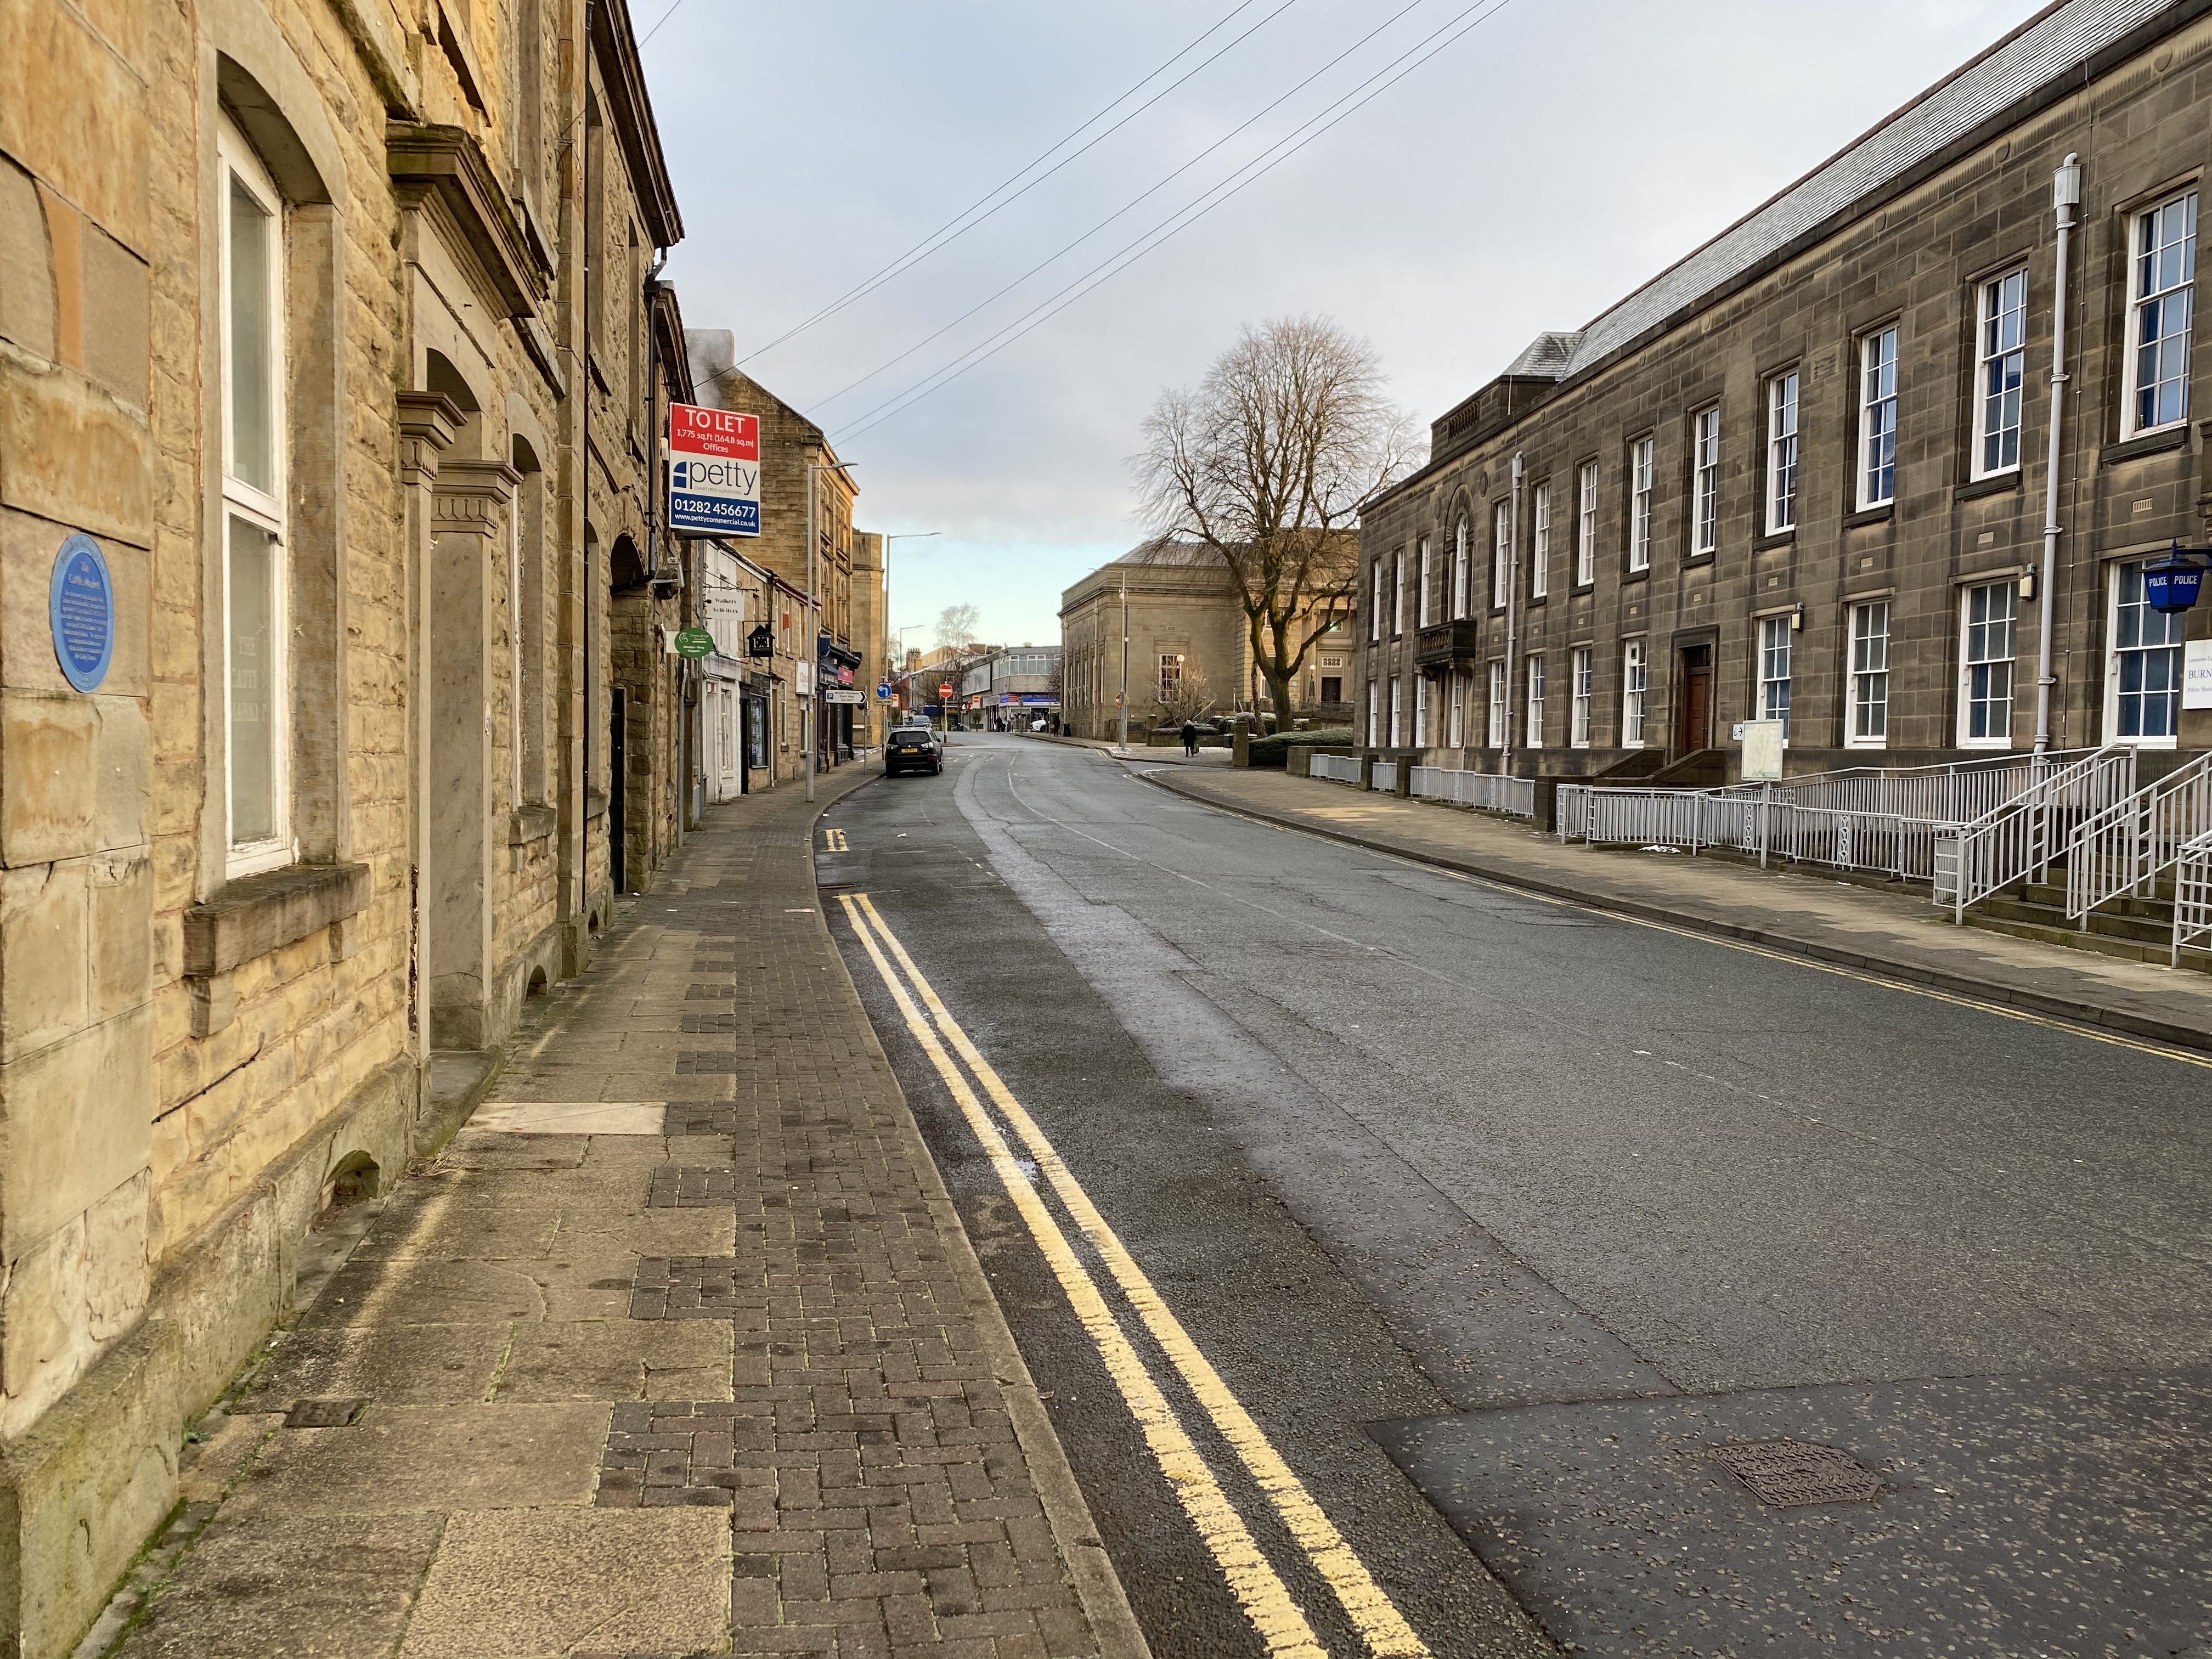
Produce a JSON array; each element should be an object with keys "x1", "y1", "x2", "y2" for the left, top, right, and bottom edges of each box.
[
  {"x1": 1061, "y1": 541, "x2": 1354, "y2": 738},
  {"x1": 1358, "y1": 0, "x2": 2212, "y2": 780},
  {"x1": 0, "y1": 0, "x2": 705, "y2": 1647}
]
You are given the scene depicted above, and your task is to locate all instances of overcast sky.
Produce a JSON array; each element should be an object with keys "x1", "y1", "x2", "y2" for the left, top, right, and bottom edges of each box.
[{"x1": 648, "y1": 0, "x2": 2046, "y2": 652}]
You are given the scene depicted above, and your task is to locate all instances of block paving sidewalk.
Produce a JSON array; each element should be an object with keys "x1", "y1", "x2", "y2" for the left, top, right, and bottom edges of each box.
[{"x1": 95, "y1": 766, "x2": 1142, "y2": 1659}]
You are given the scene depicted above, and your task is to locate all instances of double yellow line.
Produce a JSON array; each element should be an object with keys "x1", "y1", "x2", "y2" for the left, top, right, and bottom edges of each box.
[{"x1": 838, "y1": 891, "x2": 1429, "y2": 1659}]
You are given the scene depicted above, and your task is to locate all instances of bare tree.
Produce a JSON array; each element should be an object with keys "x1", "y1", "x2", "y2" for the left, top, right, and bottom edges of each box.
[
  {"x1": 1153, "y1": 658, "x2": 1215, "y2": 727},
  {"x1": 933, "y1": 602, "x2": 981, "y2": 653},
  {"x1": 1134, "y1": 316, "x2": 1421, "y2": 723}
]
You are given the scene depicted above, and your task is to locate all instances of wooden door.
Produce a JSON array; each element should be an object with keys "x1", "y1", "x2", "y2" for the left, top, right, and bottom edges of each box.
[{"x1": 1678, "y1": 645, "x2": 1713, "y2": 753}]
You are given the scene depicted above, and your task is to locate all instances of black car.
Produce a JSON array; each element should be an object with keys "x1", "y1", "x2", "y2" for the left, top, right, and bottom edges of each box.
[{"x1": 885, "y1": 726, "x2": 943, "y2": 776}]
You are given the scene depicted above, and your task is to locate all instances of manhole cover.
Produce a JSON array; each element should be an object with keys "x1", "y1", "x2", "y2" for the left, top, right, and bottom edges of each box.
[
  {"x1": 1710, "y1": 1439, "x2": 1881, "y2": 1506},
  {"x1": 284, "y1": 1398, "x2": 366, "y2": 1428}
]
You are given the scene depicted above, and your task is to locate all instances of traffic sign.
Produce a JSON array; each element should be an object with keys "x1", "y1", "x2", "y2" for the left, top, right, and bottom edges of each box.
[
  {"x1": 668, "y1": 404, "x2": 759, "y2": 537},
  {"x1": 875, "y1": 683, "x2": 893, "y2": 701},
  {"x1": 938, "y1": 682, "x2": 953, "y2": 697}
]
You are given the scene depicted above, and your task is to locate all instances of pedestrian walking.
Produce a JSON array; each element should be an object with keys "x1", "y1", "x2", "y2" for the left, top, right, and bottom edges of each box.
[{"x1": 1181, "y1": 719, "x2": 1199, "y2": 758}]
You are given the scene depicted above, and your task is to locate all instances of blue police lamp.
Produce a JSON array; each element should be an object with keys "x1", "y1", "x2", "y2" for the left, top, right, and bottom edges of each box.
[{"x1": 2143, "y1": 543, "x2": 2207, "y2": 614}]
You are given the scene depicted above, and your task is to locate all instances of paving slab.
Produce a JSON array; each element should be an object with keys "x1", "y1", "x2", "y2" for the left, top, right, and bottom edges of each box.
[
  {"x1": 225, "y1": 1403, "x2": 610, "y2": 1515},
  {"x1": 490, "y1": 1319, "x2": 734, "y2": 1402},
  {"x1": 1141, "y1": 762, "x2": 2212, "y2": 1052},
  {"x1": 114, "y1": 1511, "x2": 448, "y2": 1659},
  {"x1": 235, "y1": 1325, "x2": 510, "y2": 1409},
  {"x1": 397, "y1": 1509, "x2": 730, "y2": 1659}
]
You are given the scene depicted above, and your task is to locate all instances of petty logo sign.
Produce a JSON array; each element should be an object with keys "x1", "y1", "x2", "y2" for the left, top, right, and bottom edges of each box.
[{"x1": 668, "y1": 404, "x2": 759, "y2": 537}]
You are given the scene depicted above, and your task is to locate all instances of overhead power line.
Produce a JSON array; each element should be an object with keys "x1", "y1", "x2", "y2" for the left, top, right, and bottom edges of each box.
[
  {"x1": 832, "y1": 0, "x2": 1521, "y2": 445},
  {"x1": 724, "y1": 0, "x2": 1297, "y2": 374},
  {"x1": 810, "y1": 0, "x2": 1433, "y2": 413}
]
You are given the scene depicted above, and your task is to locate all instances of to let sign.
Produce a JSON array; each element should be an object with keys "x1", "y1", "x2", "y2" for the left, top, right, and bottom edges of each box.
[{"x1": 668, "y1": 404, "x2": 759, "y2": 537}]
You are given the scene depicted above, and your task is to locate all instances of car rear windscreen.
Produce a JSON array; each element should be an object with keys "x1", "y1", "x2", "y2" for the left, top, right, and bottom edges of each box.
[{"x1": 890, "y1": 729, "x2": 932, "y2": 743}]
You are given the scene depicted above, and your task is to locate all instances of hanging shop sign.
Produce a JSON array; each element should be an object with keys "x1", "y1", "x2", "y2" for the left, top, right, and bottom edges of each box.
[
  {"x1": 668, "y1": 404, "x2": 760, "y2": 537},
  {"x1": 672, "y1": 627, "x2": 717, "y2": 658},
  {"x1": 50, "y1": 533, "x2": 114, "y2": 693}
]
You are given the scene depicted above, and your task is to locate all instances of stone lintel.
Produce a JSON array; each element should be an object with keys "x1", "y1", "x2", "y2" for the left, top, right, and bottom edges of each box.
[{"x1": 182, "y1": 862, "x2": 371, "y2": 981}]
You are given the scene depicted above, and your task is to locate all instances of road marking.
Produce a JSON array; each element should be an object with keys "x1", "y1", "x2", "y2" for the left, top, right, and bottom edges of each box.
[
  {"x1": 849, "y1": 892, "x2": 1432, "y2": 1659},
  {"x1": 834, "y1": 895, "x2": 1329, "y2": 1659},
  {"x1": 823, "y1": 827, "x2": 849, "y2": 851},
  {"x1": 1117, "y1": 776, "x2": 2212, "y2": 1074}
]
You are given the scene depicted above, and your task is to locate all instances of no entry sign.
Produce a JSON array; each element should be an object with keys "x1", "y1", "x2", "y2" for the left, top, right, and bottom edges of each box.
[{"x1": 668, "y1": 403, "x2": 759, "y2": 537}]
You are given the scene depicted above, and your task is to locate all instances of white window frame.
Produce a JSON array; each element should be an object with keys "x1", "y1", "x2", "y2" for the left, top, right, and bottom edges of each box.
[
  {"x1": 1570, "y1": 646, "x2": 1593, "y2": 747},
  {"x1": 1366, "y1": 678, "x2": 1379, "y2": 747},
  {"x1": 1525, "y1": 654, "x2": 1545, "y2": 748},
  {"x1": 1370, "y1": 559, "x2": 1383, "y2": 642},
  {"x1": 2123, "y1": 190, "x2": 2198, "y2": 439},
  {"x1": 1531, "y1": 482, "x2": 1550, "y2": 599},
  {"x1": 1486, "y1": 660, "x2": 1506, "y2": 748},
  {"x1": 1389, "y1": 675, "x2": 1403, "y2": 748},
  {"x1": 1846, "y1": 600, "x2": 1891, "y2": 748},
  {"x1": 1491, "y1": 503, "x2": 1510, "y2": 610},
  {"x1": 1628, "y1": 436, "x2": 1653, "y2": 572},
  {"x1": 1575, "y1": 461, "x2": 1597, "y2": 586},
  {"x1": 1765, "y1": 370, "x2": 1798, "y2": 534},
  {"x1": 2105, "y1": 560, "x2": 2185, "y2": 747},
  {"x1": 1756, "y1": 613, "x2": 1792, "y2": 735},
  {"x1": 1858, "y1": 326, "x2": 1899, "y2": 509},
  {"x1": 1414, "y1": 674, "x2": 1430, "y2": 747},
  {"x1": 1973, "y1": 269, "x2": 2028, "y2": 478},
  {"x1": 219, "y1": 120, "x2": 293, "y2": 878},
  {"x1": 1691, "y1": 406, "x2": 1720, "y2": 556},
  {"x1": 1451, "y1": 516, "x2": 1470, "y2": 617},
  {"x1": 1622, "y1": 639, "x2": 1647, "y2": 746},
  {"x1": 1417, "y1": 535, "x2": 1434, "y2": 628},
  {"x1": 1448, "y1": 670, "x2": 1465, "y2": 747},
  {"x1": 1392, "y1": 550, "x2": 1405, "y2": 636},
  {"x1": 1957, "y1": 579, "x2": 2017, "y2": 749}
]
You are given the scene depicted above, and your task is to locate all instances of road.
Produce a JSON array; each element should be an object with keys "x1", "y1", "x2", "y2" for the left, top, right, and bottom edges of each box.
[{"x1": 821, "y1": 732, "x2": 2212, "y2": 1659}]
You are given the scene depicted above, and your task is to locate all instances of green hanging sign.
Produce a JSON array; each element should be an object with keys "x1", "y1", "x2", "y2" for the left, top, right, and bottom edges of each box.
[{"x1": 673, "y1": 626, "x2": 717, "y2": 658}]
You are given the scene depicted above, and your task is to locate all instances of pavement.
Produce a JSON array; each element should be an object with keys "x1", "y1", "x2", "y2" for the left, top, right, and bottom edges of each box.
[
  {"x1": 1119, "y1": 753, "x2": 2212, "y2": 1054},
  {"x1": 831, "y1": 733, "x2": 2212, "y2": 1659},
  {"x1": 93, "y1": 762, "x2": 1146, "y2": 1659}
]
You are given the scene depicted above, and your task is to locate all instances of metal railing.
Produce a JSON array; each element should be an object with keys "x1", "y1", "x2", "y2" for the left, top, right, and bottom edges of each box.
[
  {"x1": 1372, "y1": 759, "x2": 1400, "y2": 792},
  {"x1": 1309, "y1": 753, "x2": 1362, "y2": 785},
  {"x1": 2173, "y1": 828, "x2": 2212, "y2": 967},
  {"x1": 2063, "y1": 751, "x2": 2212, "y2": 921},
  {"x1": 1409, "y1": 767, "x2": 1537, "y2": 820},
  {"x1": 1932, "y1": 746, "x2": 2137, "y2": 922},
  {"x1": 1708, "y1": 747, "x2": 2101, "y2": 821},
  {"x1": 1556, "y1": 785, "x2": 1939, "y2": 879}
]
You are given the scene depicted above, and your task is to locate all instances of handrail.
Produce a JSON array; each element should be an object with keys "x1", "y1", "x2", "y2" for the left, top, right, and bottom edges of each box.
[
  {"x1": 2174, "y1": 827, "x2": 2212, "y2": 968},
  {"x1": 1933, "y1": 745, "x2": 2137, "y2": 922},
  {"x1": 2065, "y1": 751, "x2": 2212, "y2": 921}
]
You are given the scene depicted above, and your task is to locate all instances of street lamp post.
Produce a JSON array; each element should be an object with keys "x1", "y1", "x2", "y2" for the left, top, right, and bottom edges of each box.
[
  {"x1": 804, "y1": 459, "x2": 858, "y2": 804},
  {"x1": 1116, "y1": 574, "x2": 1130, "y2": 755}
]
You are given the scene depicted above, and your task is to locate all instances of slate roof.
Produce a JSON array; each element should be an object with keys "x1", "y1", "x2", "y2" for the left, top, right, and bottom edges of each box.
[{"x1": 1499, "y1": 0, "x2": 2178, "y2": 387}]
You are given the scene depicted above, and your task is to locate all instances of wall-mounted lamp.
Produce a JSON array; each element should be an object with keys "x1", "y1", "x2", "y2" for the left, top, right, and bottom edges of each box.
[
  {"x1": 1790, "y1": 603, "x2": 1804, "y2": 632},
  {"x1": 2018, "y1": 568, "x2": 2038, "y2": 602}
]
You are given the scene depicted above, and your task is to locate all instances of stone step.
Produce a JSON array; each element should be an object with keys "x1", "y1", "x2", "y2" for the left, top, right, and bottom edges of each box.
[
  {"x1": 1972, "y1": 895, "x2": 2175, "y2": 946},
  {"x1": 1963, "y1": 913, "x2": 2212, "y2": 973}
]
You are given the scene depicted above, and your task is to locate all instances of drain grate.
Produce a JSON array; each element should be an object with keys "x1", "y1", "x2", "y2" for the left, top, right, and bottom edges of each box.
[
  {"x1": 1710, "y1": 1439, "x2": 1881, "y2": 1506},
  {"x1": 284, "y1": 1398, "x2": 366, "y2": 1429}
]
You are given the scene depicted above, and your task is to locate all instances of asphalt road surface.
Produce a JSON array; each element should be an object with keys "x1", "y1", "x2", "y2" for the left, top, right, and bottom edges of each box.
[{"x1": 822, "y1": 732, "x2": 2212, "y2": 1659}]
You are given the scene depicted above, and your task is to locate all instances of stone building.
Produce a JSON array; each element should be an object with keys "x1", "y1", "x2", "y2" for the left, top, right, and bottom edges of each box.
[
  {"x1": 681, "y1": 336, "x2": 872, "y2": 772},
  {"x1": 1359, "y1": 0, "x2": 2212, "y2": 780},
  {"x1": 1060, "y1": 541, "x2": 1353, "y2": 737},
  {"x1": 0, "y1": 0, "x2": 692, "y2": 1646}
]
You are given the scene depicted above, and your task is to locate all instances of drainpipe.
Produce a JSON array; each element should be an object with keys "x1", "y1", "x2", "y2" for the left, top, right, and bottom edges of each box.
[
  {"x1": 2035, "y1": 154, "x2": 2080, "y2": 760},
  {"x1": 1503, "y1": 452, "x2": 1522, "y2": 775}
]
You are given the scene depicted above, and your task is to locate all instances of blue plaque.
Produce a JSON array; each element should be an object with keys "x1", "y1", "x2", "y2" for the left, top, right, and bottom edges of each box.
[{"x1": 49, "y1": 533, "x2": 115, "y2": 692}]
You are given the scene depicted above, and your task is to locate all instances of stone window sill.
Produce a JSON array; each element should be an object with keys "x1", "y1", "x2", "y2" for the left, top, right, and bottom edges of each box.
[
  {"x1": 510, "y1": 804, "x2": 558, "y2": 847},
  {"x1": 1954, "y1": 470, "x2": 2022, "y2": 501},
  {"x1": 2100, "y1": 426, "x2": 2189, "y2": 467},
  {"x1": 1754, "y1": 531, "x2": 1796, "y2": 552},
  {"x1": 585, "y1": 789, "x2": 608, "y2": 821},
  {"x1": 183, "y1": 862, "x2": 372, "y2": 980},
  {"x1": 1843, "y1": 504, "x2": 1894, "y2": 529}
]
